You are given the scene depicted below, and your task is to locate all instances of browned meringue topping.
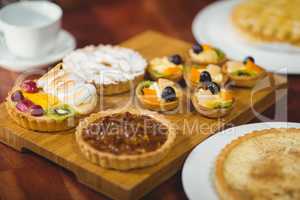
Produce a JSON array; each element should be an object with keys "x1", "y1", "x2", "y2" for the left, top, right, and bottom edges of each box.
[{"x1": 82, "y1": 112, "x2": 168, "y2": 155}]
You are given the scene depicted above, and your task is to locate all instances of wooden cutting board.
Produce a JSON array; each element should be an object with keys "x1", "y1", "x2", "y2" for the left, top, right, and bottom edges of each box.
[{"x1": 0, "y1": 31, "x2": 287, "y2": 200}]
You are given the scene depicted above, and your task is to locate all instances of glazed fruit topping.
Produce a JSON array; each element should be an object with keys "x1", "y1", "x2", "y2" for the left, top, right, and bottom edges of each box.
[
  {"x1": 16, "y1": 99, "x2": 34, "y2": 112},
  {"x1": 161, "y1": 86, "x2": 176, "y2": 102},
  {"x1": 207, "y1": 82, "x2": 220, "y2": 95},
  {"x1": 192, "y1": 43, "x2": 203, "y2": 54},
  {"x1": 54, "y1": 108, "x2": 71, "y2": 116},
  {"x1": 11, "y1": 90, "x2": 24, "y2": 102},
  {"x1": 168, "y1": 54, "x2": 183, "y2": 65},
  {"x1": 21, "y1": 80, "x2": 38, "y2": 93},
  {"x1": 30, "y1": 105, "x2": 44, "y2": 116},
  {"x1": 243, "y1": 56, "x2": 255, "y2": 64},
  {"x1": 200, "y1": 71, "x2": 212, "y2": 82}
]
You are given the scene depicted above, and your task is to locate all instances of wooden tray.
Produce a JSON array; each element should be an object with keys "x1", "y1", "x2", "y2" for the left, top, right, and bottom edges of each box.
[{"x1": 0, "y1": 31, "x2": 287, "y2": 200}]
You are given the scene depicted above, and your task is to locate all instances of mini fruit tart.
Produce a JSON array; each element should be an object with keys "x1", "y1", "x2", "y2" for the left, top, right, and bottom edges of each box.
[
  {"x1": 184, "y1": 64, "x2": 228, "y2": 89},
  {"x1": 222, "y1": 56, "x2": 267, "y2": 88},
  {"x1": 189, "y1": 43, "x2": 226, "y2": 65},
  {"x1": 76, "y1": 109, "x2": 176, "y2": 170},
  {"x1": 147, "y1": 54, "x2": 184, "y2": 82},
  {"x1": 191, "y1": 82, "x2": 234, "y2": 118},
  {"x1": 5, "y1": 63, "x2": 98, "y2": 132},
  {"x1": 136, "y1": 78, "x2": 182, "y2": 111}
]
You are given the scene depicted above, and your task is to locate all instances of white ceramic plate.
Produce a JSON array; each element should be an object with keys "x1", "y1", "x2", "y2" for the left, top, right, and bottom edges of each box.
[
  {"x1": 192, "y1": 0, "x2": 300, "y2": 74},
  {"x1": 182, "y1": 122, "x2": 300, "y2": 200},
  {"x1": 0, "y1": 30, "x2": 76, "y2": 72}
]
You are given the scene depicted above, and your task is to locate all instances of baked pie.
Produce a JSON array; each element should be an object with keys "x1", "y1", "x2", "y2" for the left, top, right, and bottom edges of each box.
[
  {"x1": 222, "y1": 56, "x2": 267, "y2": 88},
  {"x1": 191, "y1": 82, "x2": 234, "y2": 118},
  {"x1": 231, "y1": 0, "x2": 300, "y2": 45},
  {"x1": 147, "y1": 54, "x2": 184, "y2": 82},
  {"x1": 76, "y1": 109, "x2": 176, "y2": 170},
  {"x1": 136, "y1": 78, "x2": 182, "y2": 111},
  {"x1": 6, "y1": 63, "x2": 98, "y2": 132},
  {"x1": 63, "y1": 45, "x2": 147, "y2": 95},
  {"x1": 189, "y1": 43, "x2": 226, "y2": 65},
  {"x1": 184, "y1": 64, "x2": 228, "y2": 90},
  {"x1": 215, "y1": 128, "x2": 300, "y2": 200}
]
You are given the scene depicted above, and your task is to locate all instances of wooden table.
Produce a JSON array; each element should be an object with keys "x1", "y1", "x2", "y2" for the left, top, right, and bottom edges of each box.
[{"x1": 0, "y1": 0, "x2": 298, "y2": 199}]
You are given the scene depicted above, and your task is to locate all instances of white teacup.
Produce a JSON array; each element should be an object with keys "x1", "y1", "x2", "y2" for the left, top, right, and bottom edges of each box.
[{"x1": 0, "y1": 1, "x2": 62, "y2": 58}]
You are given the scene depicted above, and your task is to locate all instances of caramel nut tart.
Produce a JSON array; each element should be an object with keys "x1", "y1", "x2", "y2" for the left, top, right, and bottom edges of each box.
[
  {"x1": 63, "y1": 45, "x2": 147, "y2": 95},
  {"x1": 189, "y1": 43, "x2": 226, "y2": 65},
  {"x1": 184, "y1": 64, "x2": 228, "y2": 90},
  {"x1": 231, "y1": 0, "x2": 300, "y2": 46},
  {"x1": 147, "y1": 54, "x2": 184, "y2": 82},
  {"x1": 222, "y1": 56, "x2": 267, "y2": 88},
  {"x1": 5, "y1": 63, "x2": 97, "y2": 132},
  {"x1": 191, "y1": 82, "x2": 234, "y2": 118},
  {"x1": 136, "y1": 78, "x2": 182, "y2": 111},
  {"x1": 75, "y1": 109, "x2": 176, "y2": 170},
  {"x1": 215, "y1": 128, "x2": 300, "y2": 200}
]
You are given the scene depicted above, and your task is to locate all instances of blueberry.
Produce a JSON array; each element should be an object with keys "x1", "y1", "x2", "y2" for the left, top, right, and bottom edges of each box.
[
  {"x1": 192, "y1": 43, "x2": 203, "y2": 54},
  {"x1": 168, "y1": 54, "x2": 183, "y2": 65},
  {"x1": 243, "y1": 56, "x2": 255, "y2": 64},
  {"x1": 30, "y1": 105, "x2": 44, "y2": 117},
  {"x1": 207, "y1": 82, "x2": 220, "y2": 95},
  {"x1": 200, "y1": 71, "x2": 212, "y2": 82},
  {"x1": 11, "y1": 90, "x2": 24, "y2": 102},
  {"x1": 161, "y1": 86, "x2": 176, "y2": 102}
]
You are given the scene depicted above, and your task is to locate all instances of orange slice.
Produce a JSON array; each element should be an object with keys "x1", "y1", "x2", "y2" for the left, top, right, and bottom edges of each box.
[
  {"x1": 190, "y1": 67, "x2": 200, "y2": 83},
  {"x1": 23, "y1": 92, "x2": 60, "y2": 109},
  {"x1": 142, "y1": 88, "x2": 160, "y2": 105},
  {"x1": 164, "y1": 67, "x2": 181, "y2": 76},
  {"x1": 245, "y1": 61, "x2": 263, "y2": 74},
  {"x1": 203, "y1": 44, "x2": 213, "y2": 51},
  {"x1": 220, "y1": 90, "x2": 233, "y2": 101}
]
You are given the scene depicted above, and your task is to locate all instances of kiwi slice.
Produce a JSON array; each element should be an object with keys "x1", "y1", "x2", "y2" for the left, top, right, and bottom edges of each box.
[{"x1": 46, "y1": 104, "x2": 76, "y2": 121}]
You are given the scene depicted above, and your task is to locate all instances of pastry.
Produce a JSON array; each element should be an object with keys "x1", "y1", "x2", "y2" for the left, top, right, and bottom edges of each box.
[
  {"x1": 188, "y1": 43, "x2": 226, "y2": 65},
  {"x1": 147, "y1": 54, "x2": 184, "y2": 82},
  {"x1": 191, "y1": 82, "x2": 234, "y2": 118},
  {"x1": 135, "y1": 78, "x2": 182, "y2": 111},
  {"x1": 222, "y1": 56, "x2": 267, "y2": 88},
  {"x1": 231, "y1": 0, "x2": 300, "y2": 45},
  {"x1": 184, "y1": 64, "x2": 228, "y2": 90},
  {"x1": 215, "y1": 128, "x2": 300, "y2": 200},
  {"x1": 76, "y1": 109, "x2": 176, "y2": 170},
  {"x1": 5, "y1": 63, "x2": 98, "y2": 132},
  {"x1": 63, "y1": 45, "x2": 147, "y2": 95}
]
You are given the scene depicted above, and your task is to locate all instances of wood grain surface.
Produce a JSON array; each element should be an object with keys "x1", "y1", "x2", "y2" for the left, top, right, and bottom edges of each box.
[{"x1": 0, "y1": 0, "x2": 298, "y2": 200}]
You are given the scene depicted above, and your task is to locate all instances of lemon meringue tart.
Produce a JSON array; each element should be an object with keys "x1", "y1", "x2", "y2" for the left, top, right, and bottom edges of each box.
[
  {"x1": 147, "y1": 54, "x2": 184, "y2": 82},
  {"x1": 222, "y1": 56, "x2": 267, "y2": 88},
  {"x1": 189, "y1": 43, "x2": 226, "y2": 65},
  {"x1": 6, "y1": 63, "x2": 98, "y2": 132},
  {"x1": 76, "y1": 109, "x2": 176, "y2": 170},
  {"x1": 215, "y1": 128, "x2": 300, "y2": 200},
  {"x1": 184, "y1": 64, "x2": 228, "y2": 90},
  {"x1": 63, "y1": 45, "x2": 147, "y2": 95},
  {"x1": 191, "y1": 82, "x2": 234, "y2": 118},
  {"x1": 136, "y1": 78, "x2": 182, "y2": 111}
]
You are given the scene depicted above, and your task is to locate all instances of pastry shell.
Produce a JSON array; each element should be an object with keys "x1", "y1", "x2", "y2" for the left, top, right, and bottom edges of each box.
[{"x1": 75, "y1": 108, "x2": 176, "y2": 170}]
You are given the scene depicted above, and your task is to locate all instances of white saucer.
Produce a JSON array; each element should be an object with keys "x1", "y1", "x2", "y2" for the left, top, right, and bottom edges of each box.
[
  {"x1": 192, "y1": 0, "x2": 300, "y2": 74},
  {"x1": 182, "y1": 122, "x2": 300, "y2": 200},
  {"x1": 0, "y1": 30, "x2": 76, "y2": 72}
]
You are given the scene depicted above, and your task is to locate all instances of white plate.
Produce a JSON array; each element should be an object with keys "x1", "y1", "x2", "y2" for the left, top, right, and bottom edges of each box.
[
  {"x1": 182, "y1": 122, "x2": 300, "y2": 200},
  {"x1": 192, "y1": 0, "x2": 300, "y2": 74},
  {"x1": 0, "y1": 30, "x2": 76, "y2": 72}
]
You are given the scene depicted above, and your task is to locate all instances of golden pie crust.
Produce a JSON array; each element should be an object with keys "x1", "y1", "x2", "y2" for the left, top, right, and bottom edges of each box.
[
  {"x1": 231, "y1": 0, "x2": 300, "y2": 45},
  {"x1": 222, "y1": 62, "x2": 267, "y2": 88},
  {"x1": 215, "y1": 128, "x2": 300, "y2": 200},
  {"x1": 75, "y1": 108, "x2": 176, "y2": 170}
]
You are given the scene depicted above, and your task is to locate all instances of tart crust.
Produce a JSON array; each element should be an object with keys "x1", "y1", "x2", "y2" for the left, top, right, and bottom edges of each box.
[
  {"x1": 75, "y1": 108, "x2": 176, "y2": 170},
  {"x1": 214, "y1": 128, "x2": 300, "y2": 200},
  {"x1": 222, "y1": 63, "x2": 267, "y2": 88},
  {"x1": 191, "y1": 94, "x2": 234, "y2": 118}
]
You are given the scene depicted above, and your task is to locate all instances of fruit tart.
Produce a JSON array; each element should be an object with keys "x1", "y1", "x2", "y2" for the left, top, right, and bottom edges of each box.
[
  {"x1": 215, "y1": 128, "x2": 300, "y2": 200},
  {"x1": 63, "y1": 45, "x2": 147, "y2": 95},
  {"x1": 5, "y1": 63, "x2": 98, "y2": 132},
  {"x1": 184, "y1": 64, "x2": 228, "y2": 90},
  {"x1": 76, "y1": 109, "x2": 176, "y2": 170},
  {"x1": 189, "y1": 43, "x2": 226, "y2": 65},
  {"x1": 191, "y1": 82, "x2": 234, "y2": 118},
  {"x1": 222, "y1": 56, "x2": 267, "y2": 88},
  {"x1": 136, "y1": 78, "x2": 182, "y2": 111},
  {"x1": 147, "y1": 54, "x2": 184, "y2": 82}
]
